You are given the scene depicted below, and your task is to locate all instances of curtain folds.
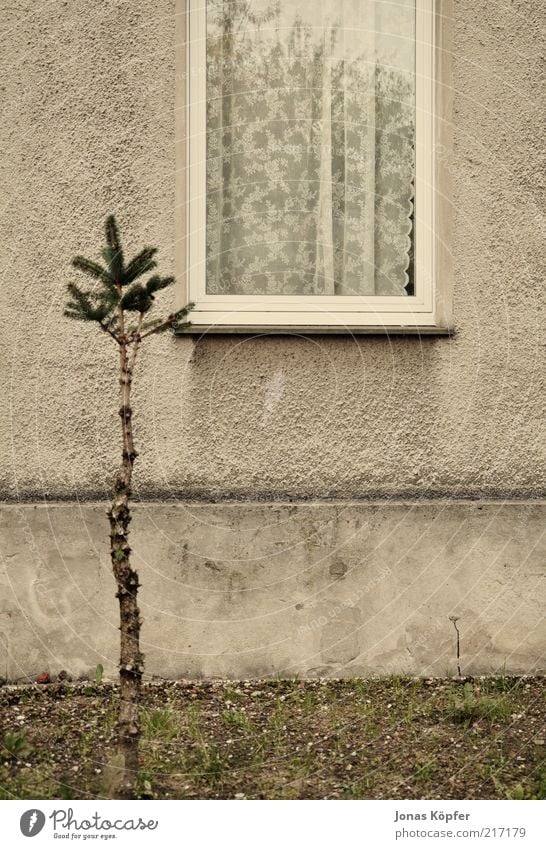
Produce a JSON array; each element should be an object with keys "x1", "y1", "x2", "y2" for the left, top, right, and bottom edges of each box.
[{"x1": 206, "y1": 0, "x2": 415, "y2": 296}]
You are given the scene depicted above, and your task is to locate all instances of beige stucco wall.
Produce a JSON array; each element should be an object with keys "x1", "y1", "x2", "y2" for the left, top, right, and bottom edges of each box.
[
  {"x1": 2, "y1": 502, "x2": 544, "y2": 680},
  {"x1": 0, "y1": 3, "x2": 545, "y2": 681},
  {"x1": 0, "y1": 0, "x2": 545, "y2": 501}
]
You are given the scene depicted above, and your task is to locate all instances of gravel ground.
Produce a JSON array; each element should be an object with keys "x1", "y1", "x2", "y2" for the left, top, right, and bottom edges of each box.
[{"x1": 0, "y1": 676, "x2": 544, "y2": 800}]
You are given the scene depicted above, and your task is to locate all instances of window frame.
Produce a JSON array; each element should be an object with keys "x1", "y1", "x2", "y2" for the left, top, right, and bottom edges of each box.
[{"x1": 176, "y1": 0, "x2": 452, "y2": 333}]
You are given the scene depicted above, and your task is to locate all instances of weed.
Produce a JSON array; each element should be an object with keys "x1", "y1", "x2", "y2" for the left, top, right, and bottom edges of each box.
[
  {"x1": 141, "y1": 709, "x2": 180, "y2": 740},
  {"x1": 447, "y1": 683, "x2": 511, "y2": 725},
  {"x1": 2, "y1": 730, "x2": 33, "y2": 760},
  {"x1": 533, "y1": 769, "x2": 546, "y2": 800},
  {"x1": 137, "y1": 770, "x2": 154, "y2": 799},
  {"x1": 184, "y1": 702, "x2": 202, "y2": 737},
  {"x1": 184, "y1": 743, "x2": 227, "y2": 783},
  {"x1": 77, "y1": 731, "x2": 94, "y2": 760},
  {"x1": 0, "y1": 678, "x2": 543, "y2": 800},
  {"x1": 223, "y1": 688, "x2": 245, "y2": 706},
  {"x1": 482, "y1": 674, "x2": 522, "y2": 695},
  {"x1": 58, "y1": 777, "x2": 75, "y2": 800},
  {"x1": 298, "y1": 689, "x2": 317, "y2": 712},
  {"x1": 498, "y1": 768, "x2": 546, "y2": 801},
  {"x1": 342, "y1": 777, "x2": 374, "y2": 798},
  {"x1": 222, "y1": 709, "x2": 251, "y2": 729},
  {"x1": 413, "y1": 758, "x2": 438, "y2": 781}
]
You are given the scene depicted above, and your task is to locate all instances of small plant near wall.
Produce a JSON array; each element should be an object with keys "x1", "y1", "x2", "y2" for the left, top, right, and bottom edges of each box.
[{"x1": 64, "y1": 216, "x2": 192, "y2": 798}]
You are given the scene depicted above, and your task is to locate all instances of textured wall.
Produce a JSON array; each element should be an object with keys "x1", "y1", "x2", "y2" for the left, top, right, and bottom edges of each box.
[
  {"x1": 0, "y1": 0, "x2": 545, "y2": 501},
  {"x1": 1, "y1": 502, "x2": 544, "y2": 680}
]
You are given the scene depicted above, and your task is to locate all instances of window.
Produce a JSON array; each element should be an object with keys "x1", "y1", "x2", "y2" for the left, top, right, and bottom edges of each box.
[{"x1": 178, "y1": 0, "x2": 450, "y2": 332}]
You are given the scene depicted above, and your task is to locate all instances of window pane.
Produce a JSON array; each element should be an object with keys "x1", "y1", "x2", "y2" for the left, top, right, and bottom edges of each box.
[{"x1": 206, "y1": 0, "x2": 415, "y2": 296}]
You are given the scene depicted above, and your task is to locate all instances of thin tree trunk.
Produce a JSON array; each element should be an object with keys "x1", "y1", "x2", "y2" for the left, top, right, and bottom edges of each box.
[
  {"x1": 107, "y1": 314, "x2": 143, "y2": 799},
  {"x1": 65, "y1": 216, "x2": 184, "y2": 799}
]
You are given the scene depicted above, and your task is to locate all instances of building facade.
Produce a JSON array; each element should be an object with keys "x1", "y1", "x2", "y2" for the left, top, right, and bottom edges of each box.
[{"x1": 0, "y1": 0, "x2": 544, "y2": 680}]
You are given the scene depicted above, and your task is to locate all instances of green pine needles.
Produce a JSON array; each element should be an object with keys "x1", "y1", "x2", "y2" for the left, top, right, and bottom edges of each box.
[{"x1": 65, "y1": 214, "x2": 193, "y2": 341}]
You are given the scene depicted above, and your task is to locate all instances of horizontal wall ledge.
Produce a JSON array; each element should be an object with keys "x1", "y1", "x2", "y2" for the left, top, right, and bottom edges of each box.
[
  {"x1": 3, "y1": 493, "x2": 545, "y2": 505},
  {"x1": 175, "y1": 325, "x2": 454, "y2": 337},
  {"x1": 1, "y1": 501, "x2": 543, "y2": 681}
]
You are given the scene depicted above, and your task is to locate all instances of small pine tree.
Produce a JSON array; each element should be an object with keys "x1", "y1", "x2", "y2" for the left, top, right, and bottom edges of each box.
[{"x1": 64, "y1": 215, "x2": 193, "y2": 798}]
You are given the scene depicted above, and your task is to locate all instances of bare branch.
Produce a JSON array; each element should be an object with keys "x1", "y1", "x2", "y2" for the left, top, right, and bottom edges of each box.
[
  {"x1": 99, "y1": 321, "x2": 122, "y2": 344},
  {"x1": 140, "y1": 304, "x2": 193, "y2": 340},
  {"x1": 127, "y1": 312, "x2": 145, "y2": 346},
  {"x1": 139, "y1": 314, "x2": 177, "y2": 340},
  {"x1": 128, "y1": 313, "x2": 144, "y2": 373},
  {"x1": 116, "y1": 278, "x2": 127, "y2": 345}
]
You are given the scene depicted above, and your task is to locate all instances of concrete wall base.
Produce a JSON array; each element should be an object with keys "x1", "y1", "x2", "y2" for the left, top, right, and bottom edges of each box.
[{"x1": 1, "y1": 502, "x2": 544, "y2": 681}]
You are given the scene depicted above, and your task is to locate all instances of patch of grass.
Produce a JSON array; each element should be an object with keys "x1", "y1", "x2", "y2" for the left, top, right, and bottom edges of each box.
[
  {"x1": 447, "y1": 683, "x2": 512, "y2": 726},
  {"x1": 141, "y1": 708, "x2": 180, "y2": 740},
  {"x1": 412, "y1": 757, "x2": 438, "y2": 782},
  {"x1": 136, "y1": 770, "x2": 154, "y2": 799},
  {"x1": 187, "y1": 745, "x2": 227, "y2": 782},
  {"x1": 481, "y1": 675, "x2": 522, "y2": 695},
  {"x1": 2, "y1": 731, "x2": 33, "y2": 760},
  {"x1": 223, "y1": 687, "x2": 245, "y2": 706},
  {"x1": 533, "y1": 768, "x2": 546, "y2": 800},
  {"x1": 57, "y1": 777, "x2": 76, "y2": 800},
  {"x1": 222, "y1": 709, "x2": 251, "y2": 730},
  {"x1": 0, "y1": 677, "x2": 544, "y2": 800}
]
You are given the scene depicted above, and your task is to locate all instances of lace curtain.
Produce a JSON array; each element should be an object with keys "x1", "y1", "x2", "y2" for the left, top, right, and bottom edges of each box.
[{"x1": 206, "y1": 0, "x2": 415, "y2": 296}]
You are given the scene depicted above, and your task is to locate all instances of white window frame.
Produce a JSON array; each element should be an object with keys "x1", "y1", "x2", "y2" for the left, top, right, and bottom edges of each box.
[{"x1": 177, "y1": 0, "x2": 451, "y2": 332}]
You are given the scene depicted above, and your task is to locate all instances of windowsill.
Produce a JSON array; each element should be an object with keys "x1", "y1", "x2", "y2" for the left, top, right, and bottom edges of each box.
[{"x1": 175, "y1": 325, "x2": 454, "y2": 337}]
